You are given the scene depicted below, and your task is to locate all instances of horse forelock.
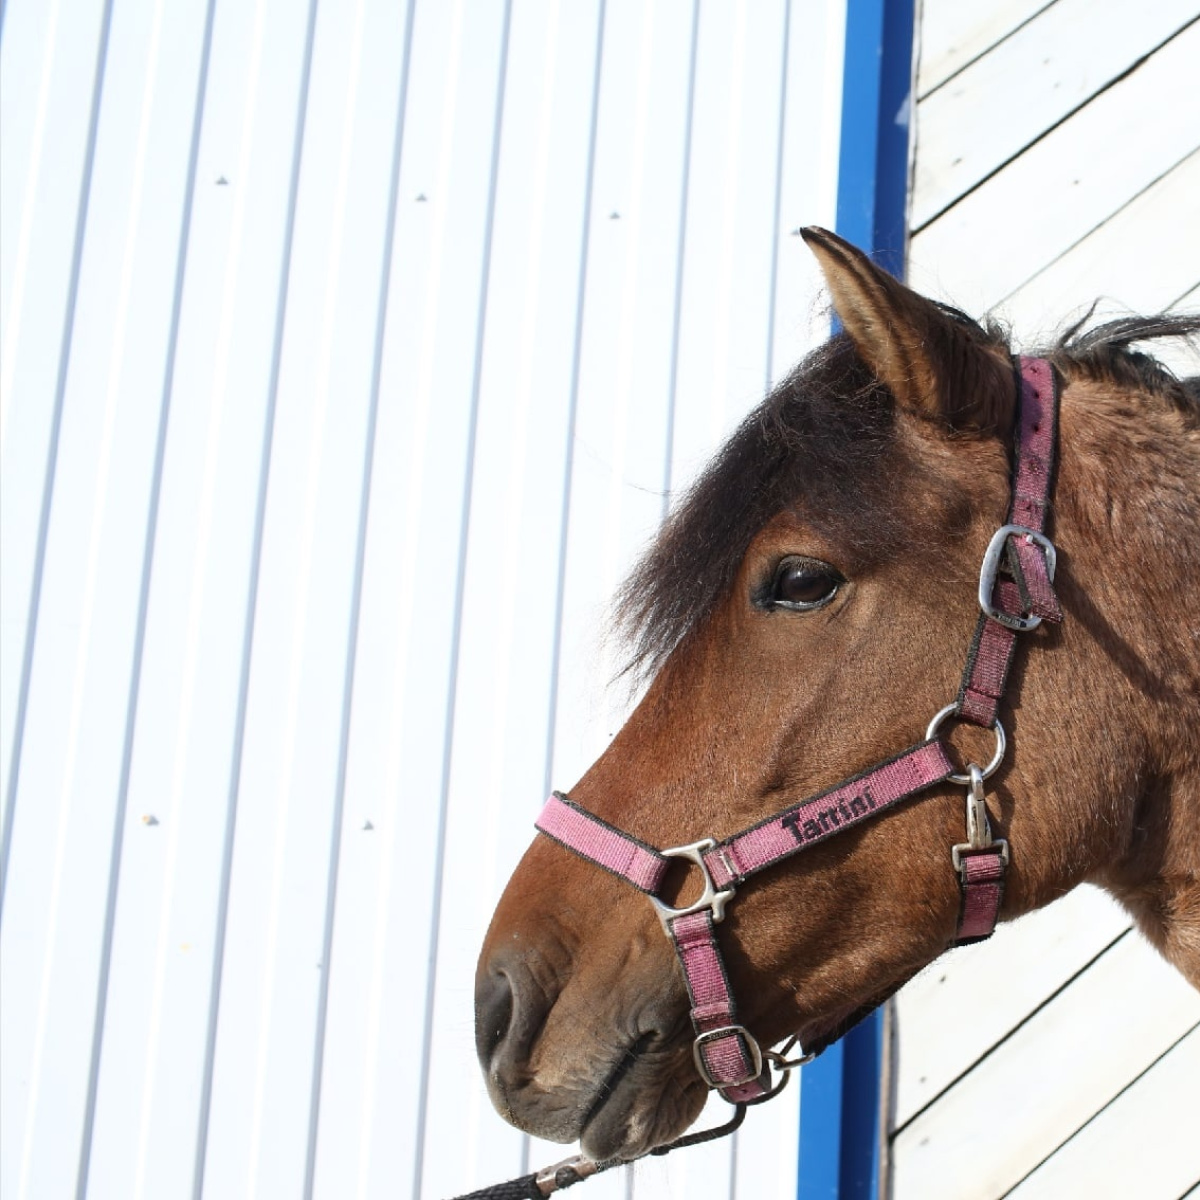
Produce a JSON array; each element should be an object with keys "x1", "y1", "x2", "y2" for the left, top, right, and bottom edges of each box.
[{"x1": 615, "y1": 335, "x2": 903, "y2": 681}]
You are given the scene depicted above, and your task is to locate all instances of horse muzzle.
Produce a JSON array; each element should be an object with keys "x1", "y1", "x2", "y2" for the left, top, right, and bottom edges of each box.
[{"x1": 474, "y1": 941, "x2": 705, "y2": 1159}]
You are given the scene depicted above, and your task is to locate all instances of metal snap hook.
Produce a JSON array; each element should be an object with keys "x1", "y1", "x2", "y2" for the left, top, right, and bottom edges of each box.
[{"x1": 951, "y1": 763, "x2": 1010, "y2": 875}]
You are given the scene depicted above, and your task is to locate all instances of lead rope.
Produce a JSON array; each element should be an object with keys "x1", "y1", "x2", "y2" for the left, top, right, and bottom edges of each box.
[
  {"x1": 447, "y1": 1048, "x2": 801, "y2": 1198},
  {"x1": 448, "y1": 1087, "x2": 753, "y2": 1199}
]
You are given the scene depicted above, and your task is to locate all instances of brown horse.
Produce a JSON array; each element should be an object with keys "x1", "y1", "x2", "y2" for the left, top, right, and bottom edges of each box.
[{"x1": 474, "y1": 228, "x2": 1200, "y2": 1166}]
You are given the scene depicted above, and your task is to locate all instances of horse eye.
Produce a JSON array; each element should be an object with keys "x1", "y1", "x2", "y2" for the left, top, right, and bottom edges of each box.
[{"x1": 768, "y1": 558, "x2": 843, "y2": 611}]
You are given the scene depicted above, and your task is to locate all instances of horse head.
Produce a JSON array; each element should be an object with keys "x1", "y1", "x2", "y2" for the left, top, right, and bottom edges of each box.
[{"x1": 474, "y1": 229, "x2": 1200, "y2": 1163}]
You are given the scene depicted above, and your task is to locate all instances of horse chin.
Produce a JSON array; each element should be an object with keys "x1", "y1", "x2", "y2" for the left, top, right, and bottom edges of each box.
[
  {"x1": 486, "y1": 1033, "x2": 706, "y2": 1163},
  {"x1": 577, "y1": 1047, "x2": 707, "y2": 1162}
]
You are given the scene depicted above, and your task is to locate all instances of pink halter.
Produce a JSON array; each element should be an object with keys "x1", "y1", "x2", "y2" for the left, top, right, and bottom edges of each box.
[{"x1": 535, "y1": 358, "x2": 1062, "y2": 1102}]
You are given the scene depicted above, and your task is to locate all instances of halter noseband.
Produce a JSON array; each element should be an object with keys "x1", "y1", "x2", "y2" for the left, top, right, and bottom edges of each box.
[{"x1": 534, "y1": 357, "x2": 1062, "y2": 1105}]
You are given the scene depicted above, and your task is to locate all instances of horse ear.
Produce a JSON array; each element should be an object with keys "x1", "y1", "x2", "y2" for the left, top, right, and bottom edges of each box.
[{"x1": 800, "y1": 226, "x2": 1013, "y2": 432}]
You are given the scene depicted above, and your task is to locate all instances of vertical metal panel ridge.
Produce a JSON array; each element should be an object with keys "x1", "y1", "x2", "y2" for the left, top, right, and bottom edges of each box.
[
  {"x1": 763, "y1": 0, "x2": 794, "y2": 396},
  {"x1": 489, "y1": 13, "x2": 610, "y2": 1180},
  {"x1": 660, "y1": 0, "x2": 701, "y2": 511},
  {"x1": 191, "y1": 1, "x2": 322, "y2": 1194},
  {"x1": 411, "y1": 4, "x2": 515, "y2": 1195},
  {"x1": 301, "y1": 1, "x2": 420, "y2": 1195},
  {"x1": 0, "y1": 0, "x2": 115, "y2": 918},
  {"x1": 540, "y1": 0, "x2": 606, "y2": 812},
  {"x1": 72, "y1": 2, "x2": 219, "y2": 1195}
]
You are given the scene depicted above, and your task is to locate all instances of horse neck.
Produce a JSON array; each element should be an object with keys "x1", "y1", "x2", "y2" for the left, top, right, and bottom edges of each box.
[
  {"x1": 1057, "y1": 372, "x2": 1200, "y2": 695},
  {"x1": 1052, "y1": 369, "x2": 1200, "y2": 920}
]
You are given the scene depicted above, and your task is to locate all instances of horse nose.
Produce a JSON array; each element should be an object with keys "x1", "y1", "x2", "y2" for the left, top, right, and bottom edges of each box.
[
  {"x1": 475, "y1": 950, "x2": 557, "y2": 1095},
  {"x1": 474, "y1": 965, "x2": 516, "y2": 1067}
]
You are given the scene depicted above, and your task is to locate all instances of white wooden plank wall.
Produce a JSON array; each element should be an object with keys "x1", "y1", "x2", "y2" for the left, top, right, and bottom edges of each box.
[
  {"x1": 890, "y1": 2, "x2": 1200, "y2": 1198},
  {"x1": 0, "y1": 2, "x2": 852, "y2": 1198}
]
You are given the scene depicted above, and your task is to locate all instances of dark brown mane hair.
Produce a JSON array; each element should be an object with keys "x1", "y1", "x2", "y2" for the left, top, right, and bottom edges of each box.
[
  {"x1": 1049, "y1": 314, "x2": 1200, "y2": 418},
  {"x1": 616, "y1": 312, "x2": 1199, "y2": 679}
]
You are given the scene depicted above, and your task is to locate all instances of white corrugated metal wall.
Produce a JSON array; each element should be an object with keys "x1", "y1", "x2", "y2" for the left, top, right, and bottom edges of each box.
[
  {"x1": 888, "y1": 3, "x2": 1200, "y2": 1198},
  {"x1": 0, "y1": 2, "x2": 853, "y2": 1197}
]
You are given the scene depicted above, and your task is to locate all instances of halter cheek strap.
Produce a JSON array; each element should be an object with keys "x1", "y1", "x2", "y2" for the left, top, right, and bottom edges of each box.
[
  {"x1": 951, "y1": 356, "x2": 1061, "y2": 941},
  {"x1": 534, "y1": 357, "x2": 1062, "y2": 1100}
]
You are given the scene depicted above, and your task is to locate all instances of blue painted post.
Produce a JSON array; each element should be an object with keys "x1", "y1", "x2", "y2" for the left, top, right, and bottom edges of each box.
[
  {"x1": 797, "y1": 1041, "x2": 845, "y2": 1199},
  {"x1": 796, "y1": 0, "x2": 914, "y2": 1195},
  {"x1": 834, "y1": 0, "x2": 886, "y2": 255},
  {"x1": 835, "y1": 0, "x2": 914, "y2": 270}
]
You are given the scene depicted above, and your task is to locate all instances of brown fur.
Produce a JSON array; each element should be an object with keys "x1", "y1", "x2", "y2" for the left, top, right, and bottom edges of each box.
[{"x1": 475, "y1": 228, "x2": 1200, "y2": 1163}]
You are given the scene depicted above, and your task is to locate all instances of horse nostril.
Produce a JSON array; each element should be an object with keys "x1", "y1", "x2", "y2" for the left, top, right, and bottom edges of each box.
[{"x1": 474, "y1": 968, "x2": 515, "y2": 1066}]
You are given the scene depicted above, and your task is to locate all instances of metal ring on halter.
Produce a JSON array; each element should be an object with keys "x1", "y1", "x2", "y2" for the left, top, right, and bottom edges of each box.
[
  {"x1": 764, "y1": 1035, "x2": 816, "y2": 1071},
  {"x1": 925, "y1": 704, "x2": 1007, "y2": 785}
]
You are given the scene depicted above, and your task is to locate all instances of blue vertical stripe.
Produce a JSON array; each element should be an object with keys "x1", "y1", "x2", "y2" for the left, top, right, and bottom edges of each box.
[
  {"x1": 834, "y1": 0, "x2": 914, "y2": 273},
  {"x1": 797, "y1": 1041, "x2": 845, "y2": 1199},
  {"x1": 833, "y1": 0, "x2": 885, "y2": 257},
  {"x1": 797, "y1": 0, "x2": 914, "y2": 1196},
  {"x1": 873, "y1": 0, "x2": 916, "y2": 276}
]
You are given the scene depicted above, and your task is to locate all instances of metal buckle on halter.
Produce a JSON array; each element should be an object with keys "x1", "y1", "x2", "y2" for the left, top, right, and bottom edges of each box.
[
  {"x1": 692, "y1": 1025, "x2": 764, "y2": 1089},
  {"x1": 648, "y1": 839, "x2": 735, "y2": 934},
  {"x1": 950, "y1": 764, "x2": 1010, "y2": 876},
  {"x1": 978, "y1": 524, "x2": 1057, "y2": 631}
]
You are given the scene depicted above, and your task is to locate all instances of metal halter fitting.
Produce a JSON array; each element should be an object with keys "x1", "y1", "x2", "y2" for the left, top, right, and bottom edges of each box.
[
  {"x1": 951, "y1": 764, "x2": 1010, "y2": 875},
  {"x1": 648, "y1": 839, "x2": 735, "y2": 932},
  {"x1": 532, "y1": 356, "x2": 1062, "y2": 1107},
  {"x1": 978, "y1": 525, "x2": 1057, "y2": 631}
]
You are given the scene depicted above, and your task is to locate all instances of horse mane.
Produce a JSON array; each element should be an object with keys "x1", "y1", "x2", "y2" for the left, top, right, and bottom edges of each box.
[
  {"x1": 615, "y1": 309, "x2": 1199, "y2": 681},
  {"x1": 1046, "y1": 312, "x2": 1200, "y2": 420}
]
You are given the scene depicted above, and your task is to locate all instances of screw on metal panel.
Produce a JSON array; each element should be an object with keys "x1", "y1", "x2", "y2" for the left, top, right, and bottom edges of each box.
[
  {"x1": 415, "y1": 193, "x2": 427, "y2": 202},
  {"x1": 216, "y1": 176, "x2": 228, "y2": 185},
  {"x1": 362, "y1": 820, "x2": 374, "y2": 831},
  {"x1": 609, "y1": 211, "x2": 620, "y2": 219}
]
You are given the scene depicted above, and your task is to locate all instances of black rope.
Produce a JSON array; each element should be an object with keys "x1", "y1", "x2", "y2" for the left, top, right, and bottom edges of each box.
[{"x1": 449, "y1": 1171, "x2": 545, "y2": 1200}]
